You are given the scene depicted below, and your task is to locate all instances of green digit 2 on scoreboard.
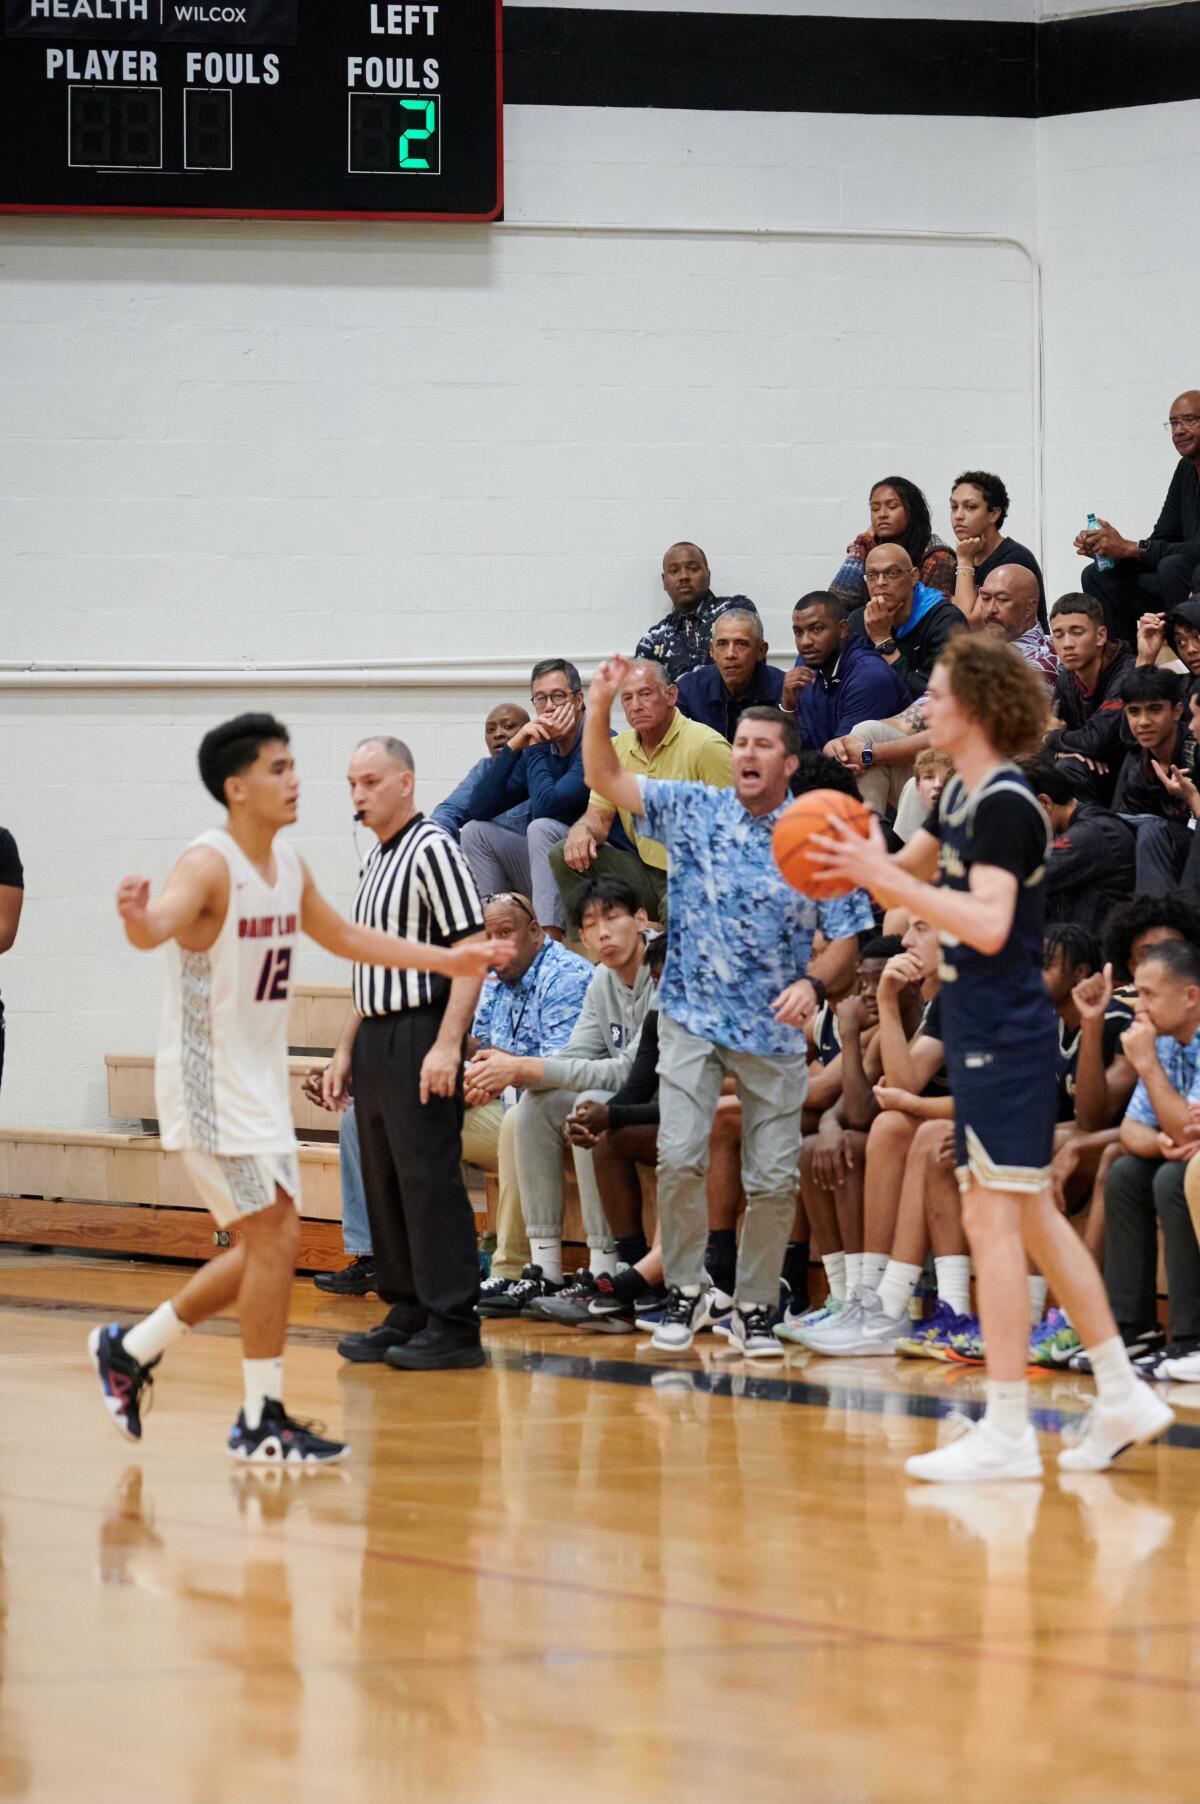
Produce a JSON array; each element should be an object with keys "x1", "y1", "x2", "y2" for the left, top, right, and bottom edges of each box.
[{"x1": 0, "y1": 0, "x2": 502, "y2": 220}]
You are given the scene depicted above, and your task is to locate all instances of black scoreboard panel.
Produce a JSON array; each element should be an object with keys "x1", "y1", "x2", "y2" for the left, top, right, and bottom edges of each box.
[{"x1": 0, "y1": 0, "x2": 501, "y2": 219}]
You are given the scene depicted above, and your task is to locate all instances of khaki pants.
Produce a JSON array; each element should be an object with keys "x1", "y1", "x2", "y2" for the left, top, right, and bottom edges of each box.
[
  {"x1": 460, "y1": 1100, "x2": 529, "y2": 1280},
  {"x1": 851, "y1": 719, "x2": 914, "y2": 815}
]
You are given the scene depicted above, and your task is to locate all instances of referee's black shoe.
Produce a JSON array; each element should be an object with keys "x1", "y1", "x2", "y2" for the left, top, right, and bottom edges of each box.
[
  {"x1": 384, "y1": 1326, "x2": 487, "y2": 1371},
  {"x1": 337, "y1": 1308, "x2": 426, "y2": 1363}
]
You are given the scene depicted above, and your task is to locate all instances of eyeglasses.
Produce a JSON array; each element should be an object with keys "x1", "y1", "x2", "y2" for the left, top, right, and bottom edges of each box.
[
  {"x1": 1165, "y1": 415, "x2": 1200, "y2": 432},
  {"x1": 484, "y1": 892, "x2": 535, "y2": 921},
  {"x1": 531, "y1": 690, "x2": 576, "y2": 712}
]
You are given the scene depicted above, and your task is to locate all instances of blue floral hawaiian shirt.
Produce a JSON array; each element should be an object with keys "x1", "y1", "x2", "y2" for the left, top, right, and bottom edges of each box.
[
  {"x1": 638, "y1": 778, "x2": 874, "y2": 1057},
  {"x1": 1125, "y1": 1028, "x2": 1200, "y2": 1131},
  {"x1": 471, "y1": 938, "x2": 592, "y2": 1059}
]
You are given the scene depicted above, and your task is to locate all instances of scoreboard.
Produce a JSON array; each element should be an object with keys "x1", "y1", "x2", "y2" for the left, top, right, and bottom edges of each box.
[{"x1": 0, "y1": 0, "x2": 502, "y2": 219}]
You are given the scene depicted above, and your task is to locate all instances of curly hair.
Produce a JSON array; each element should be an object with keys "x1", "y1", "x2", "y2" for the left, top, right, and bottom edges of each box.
[
  {"x1": 934, "y1": 635, "x2": 1048, "y2": 759},
  {"x1": 1103, "y1": 890, "x2": 1200, "y2": 983},
  {"x1": 952, "y1": 469, "x2": 1010, "y2": 530}
]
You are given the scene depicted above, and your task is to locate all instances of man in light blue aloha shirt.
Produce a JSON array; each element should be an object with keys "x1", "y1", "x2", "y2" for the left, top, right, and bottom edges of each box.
[{"x1": 583, "y1": 656, "x2": 873, "y2": 1357}]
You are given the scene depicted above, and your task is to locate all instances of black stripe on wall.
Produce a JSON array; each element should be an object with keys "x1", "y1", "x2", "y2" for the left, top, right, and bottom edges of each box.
[{"x1": 505, "y1": 4, "x2": 1200, "y2": 119}]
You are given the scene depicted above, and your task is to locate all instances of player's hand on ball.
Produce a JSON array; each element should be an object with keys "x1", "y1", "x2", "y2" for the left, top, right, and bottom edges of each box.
[
  {"x1": 810, "y1": 809, "x2": 890, "y2": 895},
  {"x1": 116, "y1": 876, "x2": 151, "y2": 921}
]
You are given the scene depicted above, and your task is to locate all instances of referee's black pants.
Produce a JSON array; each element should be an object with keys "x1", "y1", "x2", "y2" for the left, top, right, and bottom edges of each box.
[{"x1": 352, "y1": 1008, "x2": 480, "y2": 1342}]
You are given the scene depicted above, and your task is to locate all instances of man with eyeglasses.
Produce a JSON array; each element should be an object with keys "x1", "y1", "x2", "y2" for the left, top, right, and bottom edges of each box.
[
  {"x1": 1077, "y1": 391, "x2": 1200, "y2": 633},
  {"x1": 848, "y1": 543, "x2": 968, "y2": 705},
  {"x1": 461, "y1": 659, "x2": 609, "y2": 941}
]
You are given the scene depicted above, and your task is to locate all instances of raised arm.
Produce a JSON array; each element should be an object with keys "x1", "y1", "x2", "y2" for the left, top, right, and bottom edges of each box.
[
  {"x1": 582, "y1": 656, "x2": 645, "y2": 819},
  {"x1": 115, "y1": 845, "x2": 227, "y2": 951}
]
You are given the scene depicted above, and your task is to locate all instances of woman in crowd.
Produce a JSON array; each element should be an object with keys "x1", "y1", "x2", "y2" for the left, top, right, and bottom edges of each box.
[
  {"x1": 832, "y1": 476, "x2": 955, "y2": 605},
  {"x1": 949, "y1": 468, "x2": 1047, "y2": 627}
]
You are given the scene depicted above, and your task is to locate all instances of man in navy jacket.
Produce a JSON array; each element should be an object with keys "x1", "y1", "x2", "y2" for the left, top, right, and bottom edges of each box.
[
  {"x1": 462, "y1": 659, "x2": 631, "y2": 938},
  {"x1": 675, "y1": 608, "x2": 783, "y2": 740},
  {"x1": 782, "y1": 592, "x2": 909, "y2": 749}
]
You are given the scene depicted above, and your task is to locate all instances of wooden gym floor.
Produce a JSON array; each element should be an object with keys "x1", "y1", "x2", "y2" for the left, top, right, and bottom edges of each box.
[{"x1": 3, "y1": 1250, "x2": 1200, "y2": 1804}]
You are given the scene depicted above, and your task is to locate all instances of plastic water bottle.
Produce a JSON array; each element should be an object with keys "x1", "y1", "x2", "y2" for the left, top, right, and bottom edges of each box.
[
  {"x1": 1089, "y1": 512, "x2": 1115, "y2": 572},
  {"x1": 478, "y1": 1232, "x2": 496, "y2": 1280}
]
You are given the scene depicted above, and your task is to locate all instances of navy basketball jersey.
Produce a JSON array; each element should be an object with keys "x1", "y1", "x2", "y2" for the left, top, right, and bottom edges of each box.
[
  {"x1": 812, "y1": 1001, "x2": 842, "y2": 1068},
  {"x1": 932, "y1": 765, "x2": 1056, "y2": 1048}
]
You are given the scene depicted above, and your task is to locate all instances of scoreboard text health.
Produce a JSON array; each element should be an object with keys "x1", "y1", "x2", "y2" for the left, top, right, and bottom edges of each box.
[{"x1": 0, "y1": 0, "x2": 502, "y2": 219}]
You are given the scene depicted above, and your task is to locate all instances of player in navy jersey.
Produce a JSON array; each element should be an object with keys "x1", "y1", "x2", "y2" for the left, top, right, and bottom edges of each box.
[{"x1": 814, "y1": 635, "x2": 1173, "y2": 1481}]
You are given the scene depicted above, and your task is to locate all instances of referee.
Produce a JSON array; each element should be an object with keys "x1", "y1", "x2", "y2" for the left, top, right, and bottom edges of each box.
[{"x1": 329, "y1": 736, "x2": 488, "y2": 1372}]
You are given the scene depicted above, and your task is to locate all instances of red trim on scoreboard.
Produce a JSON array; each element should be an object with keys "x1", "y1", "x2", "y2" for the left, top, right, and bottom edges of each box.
[{"x1": 0, "y1": 0, "x2": 504, "y2": 223}]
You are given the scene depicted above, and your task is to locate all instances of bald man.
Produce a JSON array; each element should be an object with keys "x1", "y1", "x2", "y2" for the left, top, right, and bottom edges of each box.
[
  {"x1": 848, "y1": 542, "x2": 968, "y2": 705},
  {"x1": 633, "y1": 541, "x2": 759, "y2": 683},
  {"x1": 1078, "y1": 389, "x2": 1200, "y2": 635},
  {"x1": 430, "y1": 701, "x2": 532, "y2": 842},
  {"x1": 978, "y1": 564, "x2": 1059, "y2": 692}
]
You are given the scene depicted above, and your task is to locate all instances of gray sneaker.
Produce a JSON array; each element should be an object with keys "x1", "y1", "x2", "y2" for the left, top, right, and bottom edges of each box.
[{"x1": 801, "y1": 1286, "x2": 909, "y2": 1356}]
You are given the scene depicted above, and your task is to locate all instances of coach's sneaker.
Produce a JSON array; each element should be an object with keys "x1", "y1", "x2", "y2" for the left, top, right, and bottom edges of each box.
[
  {"x1": 1058, "y1": 1383, "x2": 1174, "y2": 1472},
  {"x1": 650, "y1": 1287, "x2": 711, "y2": 1354},
  {"x1": 88, "y1": 1323, "x2": 159, "y2": 1442},
  {"x1": 906, "y1": 1414, "x2": 1043, "y2": 1484},
  {"x1": 228, "y1": 1399, "x2": 349, "y2": 1465},
  {"x1": 723, "y1": 1305, "x2": 786, "y2": 1360}
]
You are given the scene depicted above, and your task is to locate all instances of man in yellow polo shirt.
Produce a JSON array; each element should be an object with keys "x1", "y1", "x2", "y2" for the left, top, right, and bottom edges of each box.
[{"x1": 549, "y1": 659, "x2": 732, "y2": 922}]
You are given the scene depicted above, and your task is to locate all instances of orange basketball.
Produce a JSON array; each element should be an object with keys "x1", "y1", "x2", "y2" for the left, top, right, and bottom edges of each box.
[{"x1": 772, "y1": 788, "x2": 872, "y2": 900}]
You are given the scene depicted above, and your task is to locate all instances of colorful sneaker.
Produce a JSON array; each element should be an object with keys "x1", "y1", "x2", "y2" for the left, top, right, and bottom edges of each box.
[
  {"x1": 774, "y1": 1294, "x2": 843, "y2": 1345},
  {"x1": 1057, "y1": 1383, "x2": 1174, "y2": 1472},
  {"x1": 88, "y1": 1323, "x2": 159, "y2": 1442},
  {"x1": 943, "y1": 1318, "x2": 986, "y2": 1365},
  {"x1": 525, "y1": 1269, "x2": 598, "y2": 1323},
  {"x1": 1028, "y1": 1308, "x2": 1081, "y2": 1369},
  {"x1": 896, "y1": 1301, "x2": 971, "y2": 1361},
  {"x1": 722, "y1": 1306, "x2": 785, "y2": 1360},
  {"x1": 906, "y1": 1414, "x2": 1043, "y2": 1484},
  {"x1": 228, "y1": 1398, "x2": 349, "y2": 1465},
  {"x1": 476, "y1": 1264, "x2": 561, "y2": 1320},
  {"x1": 649, "y1": 1287, "x2": 711, "y2": 1354}
]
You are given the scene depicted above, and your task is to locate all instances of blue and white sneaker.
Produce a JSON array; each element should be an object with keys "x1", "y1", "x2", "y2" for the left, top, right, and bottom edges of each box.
[
  {"x1": 228, "y1": 1399, "x2": 349, "y2": 1465},
  {"x1": 706, "y1": 1288, "x2": 737, "y2": 1337},
  {"x1": 775, "y1": 1294, "x2": 843, "y2": 1345},
  {"x1": 88, "y1": 1323, "x2": 159, "y2": 1442}
]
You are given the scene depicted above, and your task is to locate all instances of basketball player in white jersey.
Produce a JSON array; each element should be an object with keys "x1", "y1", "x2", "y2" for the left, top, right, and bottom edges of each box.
[{"x1": 89, "y1": 713, "x2": 505, "y2": 1464}]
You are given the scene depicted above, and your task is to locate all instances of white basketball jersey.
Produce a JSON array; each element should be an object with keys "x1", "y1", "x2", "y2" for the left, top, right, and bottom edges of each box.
[{"x1": 155, "y1": 828, "x2": 302, "y2": 1156}]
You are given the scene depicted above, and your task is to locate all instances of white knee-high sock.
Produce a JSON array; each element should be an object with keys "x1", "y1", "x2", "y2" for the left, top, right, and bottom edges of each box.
[
  {"x1": 859, "y1": 1250, "x2": 889, "y2": 1295},
  {"x1": 529, "y1": 1238, "x2": 563, "y2": 1284},
  {"x1": 877, "y1": 1260, "x2": 922, "y2": 1321},
  {"x1": 821, "y1": 1252, "x2": 846, "y2": 1302},
  {"x1": 124, "y1": 1301, "x2": 188, "y2": 1366},
  {"x1": 844, "y1": 1251, "x2": 864, "y2": 1297},
  {"x1": 590, "y1": 1248, "x2": 617, "y2": 1278},
  {"x1": 985, "y1": 1379, "x2": 1030, "y2": 1440},
  {"x1": 243, "y1": 1356, "x2": 285, "y2": 1431}
]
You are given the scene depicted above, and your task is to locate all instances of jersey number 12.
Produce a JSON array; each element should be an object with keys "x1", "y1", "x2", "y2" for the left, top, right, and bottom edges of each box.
[{"x1": 254, "y1": 947, "x2": 292, "y2": 1003}]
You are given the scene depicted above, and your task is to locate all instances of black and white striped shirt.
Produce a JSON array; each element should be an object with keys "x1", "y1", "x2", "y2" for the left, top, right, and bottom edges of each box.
[{"x1": 352, "y1": 815, "x2": 485, "y2": 1017}]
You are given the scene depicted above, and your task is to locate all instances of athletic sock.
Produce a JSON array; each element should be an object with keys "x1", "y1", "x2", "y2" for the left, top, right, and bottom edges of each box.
[
  {"x1": 1086, "y1": 1334, "x2": 1140, "y2": 1405},
  {"x1": 705, "y1": 1229, "x2": 737, "y2": 1298},
  {"x1": 242, "y1": 1356, "x2": 284, "y2": 1432},
  {"x1": 845, "y1": 1251, "x2": 864, "y2": 1297},
  {"x1": 821, "y1": 1251, "x2": 847, "y2": 1303},
  {"x1": 859, "y1": 1250, "x2": 889, "y2": 1295},
  {"x1": 985, "y1": 1379, "x2": 1030, "y2": 1440},
  {"x1": 590, "y1": 1249, "x2": 618, "y2": 1278},
  {"x1": 615, "y1": 1231, "x2": 649, "y2": 1269},
  {"x1": 529, "y1": 1238, "x2": 563, "y2": 1284},
  {"x1": 876, "y1": 1259, "x2": 922, "y2": 1321},
  {"x1": 781, "y1": 1239, "x2": 810, "y2": 1305},
  {"x1": 1028, "y1": 1274, "x2": 1049, "y2": 1327},
  {"x1": 611, "y1": 1267, "x2": 650, "y2": 1304},
  {"x1": 123, "y1": 1301, "x2": 188, "y2": 1366},
  {"x1": 934, "y1": 1255, "x2": 972, "y2": 1318}
]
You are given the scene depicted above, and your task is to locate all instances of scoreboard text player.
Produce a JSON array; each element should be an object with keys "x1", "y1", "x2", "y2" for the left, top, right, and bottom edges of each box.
[{"x1": 0, "y1": 0, "x2": 502, "y2": 219}]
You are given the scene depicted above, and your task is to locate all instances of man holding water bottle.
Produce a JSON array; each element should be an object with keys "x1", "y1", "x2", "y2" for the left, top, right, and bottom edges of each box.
[{"x1": 1078, "y1": 390, "x2": 1200, "y2": 634}]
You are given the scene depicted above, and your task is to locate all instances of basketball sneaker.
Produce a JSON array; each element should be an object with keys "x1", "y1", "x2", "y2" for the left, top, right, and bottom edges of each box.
[
  {"x1": 906, "y1": 1414, "x2": 1043, "y2": 1483},
  {"x1": 774, "y1": 1294, "x2": 842, "y2": 1345},
  {"x1": 1028, "y1": 1309, "x2": 1081, "y2": 1369},
  {"x1": 526, "y1": 1270, "x2": 598, "y2": 1323},
  {"x1": 313, "y1": 1256, "x2": 376, "y2": 1297},
  {"x1": 706, "y1": 1288, "x2": 737, "y2": 1337},
  {"x1": 896, "y1": 1301, "x2": 973, "y2": 1361},
  {"x1": 799, "y1": 1285, "x2": 910, "y2": 1356},
  {"x1": 1057, "y1": 1384, "x2": 1174, "y2": 1472},
  {"x1": 476, "y1": 1264, "x2": 561, "y2": 1319},
  {"x1": 943, "y1": 1318, "x2": 986, "y2": 1365},
  {"x1": 1158, "y1": 1345, "x2": 1200, "y2": 1383},
  {"x1": 1068, "y1": 1324, "x2": 1163, "y2": 1375},
  {"x1": 722, "y1": 1306, "x2": 785, "y2": 1359},
  {"x1": 88, "y1": 1323, "x2": 159, "y2": 1442},
  {"x1": 650, "y1": 1287, "x2": 711, "y2": 1354},
  {"x1": 474, "y1": 1273, "x2": 516, "y2": 1316},
  {"x1": 228, "y1": 1399, "x2": 349, "y2": 1465}
]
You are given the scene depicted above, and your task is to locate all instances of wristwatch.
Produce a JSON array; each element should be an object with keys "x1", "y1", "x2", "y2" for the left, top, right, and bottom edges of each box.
[
  {"x1": 874, "y1": 637, "x2": 898, "y2": 658},
  {"x1": 860, "y1": 745, "x2": 875, "y2": 767}
]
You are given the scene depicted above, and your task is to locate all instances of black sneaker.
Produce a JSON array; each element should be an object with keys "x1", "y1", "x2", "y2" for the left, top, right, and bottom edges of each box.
[
  {"x1": 475, "y1": 1274, "x2": 516, "y2": 1317},
  {"x1": 1069, "y1": 1323, "x2": 1164, "y2": 1376},
  {"x1": 526, "y1": 1269, "x2": 598, "y2": 1323},
  {"x1": 88, "y1": 1323, "x2": 159, "y2": 1442},
  {"x1": 228, "y1": 1398, "x2": 349, "y2": 1464},
  {"x1": 313, "y1": 1257, "x2": 377, "y2": 1297},
  {"x1": 589, "y1": 1269, "x2": 647, "y2": 1315},
  {"x1": 477, "y1": 1263, "x2": 560, "y2": 1320},
  {"x1": 1132, "y1": 1335, "x2": 1200, "y2": 1380},
  {"x1": 383, "y1": 1327, "x2": 487, "y2": 1371},
  {"x1": 337, "y1": 1321, "x2": 421, "y2": 1364}
]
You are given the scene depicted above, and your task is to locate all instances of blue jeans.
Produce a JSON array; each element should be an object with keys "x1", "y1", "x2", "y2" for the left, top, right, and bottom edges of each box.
[
  {"x1": 1118, "y1": 813, "x2": 1193, "y2": 894},
  {"x1": 338, "y1": 1105, "x2": 373, "y2": 1258}
]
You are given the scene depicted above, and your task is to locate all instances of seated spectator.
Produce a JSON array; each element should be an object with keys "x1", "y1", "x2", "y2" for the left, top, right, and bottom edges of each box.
[
  {"x1": 781, "y1": 591, "x2": 909, "y2": 751},
  {"x1": 1022, "y1": 756, "x2": 1136, "y2": 933},
  {"x1": 551, "y1": 659, "x2": 732, "y2": 925},
  {"x1": 634, "y1": 541, "x2": 758, "y2": 683},
  {"x1": 675, "y1": 608, "x2": 783, "y2": 738},
  {"x1": 848, "y1": 543, "x2": 968, "y2": 705},
  {"x1": 461, "y1": 659, "x2": 595, "y2": 938},
  {"x1": 1112, "y1": 667, "x2": 1195, "y2": 891},
  {"x1": 977, "y1": 565, "x2": 1059, "y2": 691},
  {"x1": 1105, "y1": 888, "x2": 1200, "y2": 984},
  {"x1": 1045, "y1": 591, "x2": 1135, "y2": 803},
  {"x1": 468, "y1": 877, "x2": 657, "y2": 1309},
  {"x1": 1137, "y1": 596, "x2": 1200, "y2": 707},
  {"x1": 1104, "y1": 938, "x2": 1200, "y2": 1373},
  {"x1": 826, "y1": 695, "x2": 930, "y2": 819},
  {"x1": 1077, "y1": 392, "x2": 1200, "y2": 633},
  {"x1": 893, "y1": 748, "x2": 954, "y2": 844},
  {"x1": 949, "y1": 468, "x2": 1047, "y2": 627},
  {"x1": 430, "y1": 701, "x2": 532, "y2": 840},
  {"x1": 830, "y1": 475, "x2": 955, "y2": 605}
]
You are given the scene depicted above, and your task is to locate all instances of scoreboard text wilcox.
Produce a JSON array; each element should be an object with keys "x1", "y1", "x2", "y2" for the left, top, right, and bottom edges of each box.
[{"x1": 0, "y1": 0, "x2": 502, "y2": 219}]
